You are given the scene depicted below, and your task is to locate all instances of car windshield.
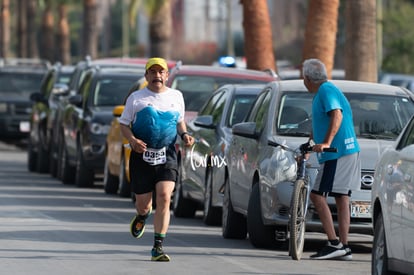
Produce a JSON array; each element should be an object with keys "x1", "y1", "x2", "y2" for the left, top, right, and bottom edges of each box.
[
  {"x1": 0, "y1": 72, "x2": 44, "y2": 96},
  {"x1": 276, "y1": 92, "x2": 414, "y2": 140},
  {"x1": 170, "y1": 75, "x2": 267, "y2": 112},
  {"x1": 92, "y1": 78, "x2": 138, "y2": 106}
]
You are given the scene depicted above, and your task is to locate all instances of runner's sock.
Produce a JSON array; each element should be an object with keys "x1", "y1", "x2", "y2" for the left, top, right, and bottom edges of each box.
[{"x1": 154, "y1": 233, "x2": 166, "y2": 248}]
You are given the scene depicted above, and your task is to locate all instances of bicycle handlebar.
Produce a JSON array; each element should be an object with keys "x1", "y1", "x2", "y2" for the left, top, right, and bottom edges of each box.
[{"x1": 267, "y1": 140, "x2": 337, "y2": 154}]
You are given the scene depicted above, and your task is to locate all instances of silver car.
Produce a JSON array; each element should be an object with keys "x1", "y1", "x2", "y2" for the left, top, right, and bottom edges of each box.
[
  {"x1": 371, "y1": 115, "x2": 414, "y2": 274},
  {"x1": 223, "y1": 80, "x2": 414, "y2": 248}
]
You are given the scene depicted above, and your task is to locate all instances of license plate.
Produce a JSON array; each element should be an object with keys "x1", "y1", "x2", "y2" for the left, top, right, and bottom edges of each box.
[
  {"x1": 19, "y1": 121, "x2": 30, "y2": 133},
  {"x1": 350, "y1": 201, "x2": 371, "y2": 218}
]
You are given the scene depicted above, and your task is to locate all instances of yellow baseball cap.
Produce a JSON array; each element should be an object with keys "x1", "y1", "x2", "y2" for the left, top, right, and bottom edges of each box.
[{"x1": 145, "y1": 57, "x2": 168, "y2": 71}]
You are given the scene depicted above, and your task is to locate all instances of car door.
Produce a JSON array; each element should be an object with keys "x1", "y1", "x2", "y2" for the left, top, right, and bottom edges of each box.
[
  {"x1": 394, "y1": 118, "x2": 414, "y2": 261},
  {"x1": 182, "y1": 88, "x2": 228, "y2": 200},
  {"x1": 229, "y1": 89, "x2": 271, "y2": 212}
]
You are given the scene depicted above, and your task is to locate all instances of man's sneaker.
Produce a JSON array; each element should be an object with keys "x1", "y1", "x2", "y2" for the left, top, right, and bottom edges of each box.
[
  {"x1": 129, "y1": 207, "x2": 152, "y2": 239},
  {"x1": 151, "y1": 246, "x2": 170, "y2": 262},
  {"x1": 310, "y1": 240, "x2": 347, "y2": 260},
  {"x1": 339, "y1": 245, "x2": 352, "y2": 261}
]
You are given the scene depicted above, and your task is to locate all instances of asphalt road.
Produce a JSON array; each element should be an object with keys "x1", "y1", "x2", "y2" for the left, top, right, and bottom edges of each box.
[{"x1": 0, "y1": 140, "x2": 373, "y2": 275}]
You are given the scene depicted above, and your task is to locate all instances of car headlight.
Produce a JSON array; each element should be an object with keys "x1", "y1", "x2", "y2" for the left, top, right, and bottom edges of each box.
[
  {"x1": 0, "y1": 103, "x2": 7, "y2": 113},
  {"x1": 90, "y1": 123, "x2": 110, "y2": 135}
]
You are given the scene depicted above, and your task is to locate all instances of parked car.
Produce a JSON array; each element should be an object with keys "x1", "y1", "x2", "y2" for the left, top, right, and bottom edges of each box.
[
  {"x1": 54, "y1": 57, "x2": 150, "y2": 181},
  {"x1": 27, "y1": 63, "x2": 74, "y2": 174},
  {"x1": 0, "y1": 58, "x2": 50, "y2": 140},
  {"x1": 379, "y1": 72, "x2": 414, "y2": 93},
  {"x1": 166, "y1": 63, "x2": 279, "y2": 122},
  {"x1": 173, "y1": 84, "x2": 266, "y2": 225},
  {"x1": 59, "y1": 65, "x2": 145, "y2": 187},
  {"x1": 223, "y1": 80, "x2": 414, "y2": 249},
  {"x1": 371, "y1": 115, "x2": 414, "y2": 274}
]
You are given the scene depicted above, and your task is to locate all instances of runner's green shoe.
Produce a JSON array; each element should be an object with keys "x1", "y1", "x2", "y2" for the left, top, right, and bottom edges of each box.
[
  {"x1": 130, "y1": 207, "x2": 152, "y2": 239},
  {"x1": 151, "y1": 246, "x2": 170, "y2": 262}
]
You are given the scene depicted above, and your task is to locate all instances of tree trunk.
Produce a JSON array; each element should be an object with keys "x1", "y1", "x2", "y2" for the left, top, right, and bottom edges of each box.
[
  {"x1": 27, "y1": 0, "x2": 39, "y2": 58},
  {"x1": 83, "y1": 0, "x2": 98, "y2": 59},
  {"x1": 302, "y1": 0, "x2": 339, "y2": 79},
  {"x1": 0, "y1": 0, "x2": 10, "y2": 58},
  {"x1": 17, "y1": 0, "x2": 28, "y2": 57},
  {"x1": 344, "y1": 0, "x2": 377, "y2": 82},
  {"x1": 40, "y1": 2, "x2": 55, "y2": 62},
  {"x1": 149, "y1": 0, "x2": 171, "y2": 58},
  {"x1": 57, "y1": 3, "x2": 71, "y2": 64},
  {"x1": 240, "y1": 0, "x2": 276, "y2": 72}
]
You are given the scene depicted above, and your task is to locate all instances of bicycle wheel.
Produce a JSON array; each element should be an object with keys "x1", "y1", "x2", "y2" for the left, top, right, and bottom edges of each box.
[{"x1": 289, "y1": 179, "x2": 307, "y2": 260}]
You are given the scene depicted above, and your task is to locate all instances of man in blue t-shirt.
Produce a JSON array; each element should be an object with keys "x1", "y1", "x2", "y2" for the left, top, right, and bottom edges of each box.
[{"x1": 302, "y1": 58, "x2": 360, "y2": 260}]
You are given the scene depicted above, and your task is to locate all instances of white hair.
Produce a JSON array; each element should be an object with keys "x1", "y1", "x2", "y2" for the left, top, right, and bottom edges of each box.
[{"x1": 302, "y1": 58, "x2": 328, "y2": 83}]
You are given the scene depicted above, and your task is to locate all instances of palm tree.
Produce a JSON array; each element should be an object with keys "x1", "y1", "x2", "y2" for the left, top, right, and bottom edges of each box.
[
  {"x1": 0, "y1": 0, "x2": 11, "y2": 58},
  {"x1": 40, "y1": 0, "x2": 55, "y2": 62},
  {"x1": 83, "y1": 0, "x2": 98, "y2": 59},
  {"x1": 27, "y1": 0, "x2": 39, "y2": 58},
  {"x1": 344, "y1": 0, "x2": 377, "y2": 82},
  {"x1": 129, "y1": 0, "x2": 172, "y2": 58},
  {"x1": 240, "y1": 0, "x2": 276, "y2": 72},
  {"x1": 17, "y1": 0, "x2": 28, "y2": 57},
  {"x1": 302, "y1": 0, "x2": 339, "y2": 79},
  {"x1": 56, "y1": 1, "x2": 71, "y2": 64}
]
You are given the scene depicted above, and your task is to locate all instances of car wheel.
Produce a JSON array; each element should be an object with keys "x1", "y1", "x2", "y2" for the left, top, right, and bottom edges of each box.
[
  {"x1": 173, "y1": 164, "x2": 197, "y2": 218},
  {"x1": 103, "y1": 153, "x2": 119, "y2": 194},
  {"x1": 75, "y1": 145, "x2": 95, "y2": 188},
  {"x1": 203, "y1": 168, "x2": 222, "y2": 226},
  {"x1": 60, "y1": 142, "x2": 75, "y2": 184},
  {"x1": 35, "y1": 142, "x2": 49, "y2": 173},
  {"x1": 372, "y1": 212, "x2": 393, "y2": 275},
  {"x1": 119, "y1": 155, "x2": 131, "y2": 198},
  {"x1": 247, "y1": 183, "x2": 282, "y2": 249},
  {"x1": 222, "y1": 177, "x2": 247, "y2": 239},
  {"x1": 49, "y1": 138, "x2": 58, "y2": 178},
  {"x1": 27, "y1": 141, "x2": 37, "y2": 172}
]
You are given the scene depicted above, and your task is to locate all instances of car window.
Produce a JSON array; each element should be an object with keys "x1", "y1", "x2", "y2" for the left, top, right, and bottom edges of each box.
[
  {"x1": 199, "y1": 90, "x2": 226, "y2": 116},
  {"x1": 226, "y1": 94, "x2": 258, "y2": 127},
  {"x1": 397, "y1": 116, "x2": 414, "y2": 149},
  {"x1": 348, "y1": 94, "x2": 414, "y2": 139},
  {"x1": 277, "y1": 92, "x2": 312, "y2": 136},
  {"x1": 246, "y1": 89, "x2": 271, "y2": 133},
  {"x1": 170, "y1": 75, "x2": 268, "y2": 112},
  {"x1": 0, "y1": 72, "x2": 44, "y2": 96},
  {"x1": 92, "y1": 78, "x2": 138, "y2": 106}
]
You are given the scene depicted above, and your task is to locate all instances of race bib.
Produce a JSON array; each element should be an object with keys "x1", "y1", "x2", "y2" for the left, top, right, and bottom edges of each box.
[{"x1": 142, "y1": 147, "x2": 167, "y2": 166}]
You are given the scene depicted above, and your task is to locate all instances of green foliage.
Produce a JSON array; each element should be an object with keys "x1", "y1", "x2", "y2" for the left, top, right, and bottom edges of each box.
[{"x1": 382, "y1": 0, "x2": 414, "y2": 74}]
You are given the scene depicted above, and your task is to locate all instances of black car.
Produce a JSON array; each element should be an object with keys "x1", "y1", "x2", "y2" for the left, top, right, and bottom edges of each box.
[
  {"x1": 27, "y1": 63, "x2": 74, "y2": 174},
  {"x1": 0, "y1": 58, "x2": 51, "y2": 140},
  {"x1": 59, "y1": 65, "x2": 145, "y2": 187}
]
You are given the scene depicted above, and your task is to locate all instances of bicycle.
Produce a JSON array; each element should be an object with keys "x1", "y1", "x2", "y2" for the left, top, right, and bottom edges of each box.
[{"x1": 268, "y1": 140, "x2": 337, "y2": 260}]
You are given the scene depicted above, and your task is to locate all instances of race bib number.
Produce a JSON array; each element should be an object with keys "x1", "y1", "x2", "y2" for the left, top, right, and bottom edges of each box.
[{"x1": 142, "y1": 147, "x2": 167, "y2": 166}]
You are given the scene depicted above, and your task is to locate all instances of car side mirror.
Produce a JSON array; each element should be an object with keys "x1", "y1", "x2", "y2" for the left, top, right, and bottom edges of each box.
[
  {"x1": 51, "y1": 83, "x2": 69, "y2": 97},
  {"x1": 68, "y1": 94, "x2": 83, "y2": 106},
  {"x1": 112, "y1": 105, "x2": 124, "y2": 117},
  {"x1": 232, "y1": 122, "x2": 258, "y2": 139},
  {"x1": 194, "y1": 115, "x2": 215, "y2": 129}
]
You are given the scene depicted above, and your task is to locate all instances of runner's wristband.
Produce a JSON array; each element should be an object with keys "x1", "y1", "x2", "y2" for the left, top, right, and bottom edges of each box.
[{"x1": 180, "y1": 132, "x2": 190, "y2": 140}]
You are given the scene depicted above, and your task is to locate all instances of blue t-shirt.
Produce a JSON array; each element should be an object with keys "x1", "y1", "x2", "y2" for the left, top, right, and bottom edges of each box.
[{"x1": 312, "y1": 82, "x2": 360, "y2": 163}]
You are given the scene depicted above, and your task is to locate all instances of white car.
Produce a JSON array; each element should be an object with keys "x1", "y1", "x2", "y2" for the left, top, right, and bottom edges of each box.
[{"x1": 371, "y1": 115, "x2": 414, "y2": 274}]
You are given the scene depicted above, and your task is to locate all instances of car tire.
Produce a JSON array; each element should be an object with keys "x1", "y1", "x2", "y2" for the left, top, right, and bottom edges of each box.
[
  {"x1": 35, "y1": 142, "x2": 49, "y2": 173},
  {"x1": 118, "y1": 155, "x2": 131, "y2": 198},
  {"x1": 247, "y1": 183, "x2": 281, "y2": 248},
  {"x1": 173, "y1": 164, "x2": 197, "y2": 218},
  {"x1": 372, "y1": 212, "x2": 394, "y2": 275},
  {"x1": 60, "y1": 143, "x2": 75, "y2": 184},
  {"x1": 27, "y1": 141, "x2": 37, "y2": 172},
  {"x1": 75, "y1": 145, "x2": 95, "y2": 188},
  {"x1": 49, "y1": 137, "x2": 58, "y2": 178},
  {"x1": 103, "y1": 154, "x2": 119, "y2": 194},
  {"x1": 203, "y1": 168, "x2": 222, "y2": 226},
  {"x1": 222, "y1": 177, "x2": 247, "y2": 239}
]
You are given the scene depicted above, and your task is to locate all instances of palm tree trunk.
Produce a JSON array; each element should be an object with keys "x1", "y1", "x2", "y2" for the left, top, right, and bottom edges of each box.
[
  {"x1": 302, "y1": 0, "x2": 339, "y2": 79},
  {"x1": 40, "y1": 1, "x2": 55, "y2": 62},
  {"x1": 27, "y1": 0, "x2": 39, "y2": 58},
  {"x1": 344, "y1": 0, "x2": 377, "y2": 82},
  {"x1": 57, "y1": 3, "x2": 71, "y2": 64},
  {"x1": 83, "y1": 0, "x2": 98, "y2": 59},
  {"x1": 17, "y1": 0, "x2": 28, "y2": 57},
  {"x1": 149, "y1": 0, "x2": 171, "y2": 58},
  {"x1": 0, "y1": 0, "x2": 10, "y2": 58},
  {"x1": 240, "y1": 0, "x2": 276, "y2": 72}
]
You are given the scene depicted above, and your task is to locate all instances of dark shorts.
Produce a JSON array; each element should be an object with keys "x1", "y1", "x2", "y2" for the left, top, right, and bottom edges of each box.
[
  {"x1": 129, "y1": 150, "x2": 178, "y2": 195},
  {"x1": 311, "y1": 152, "x2": 360, "y2": 197}
]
